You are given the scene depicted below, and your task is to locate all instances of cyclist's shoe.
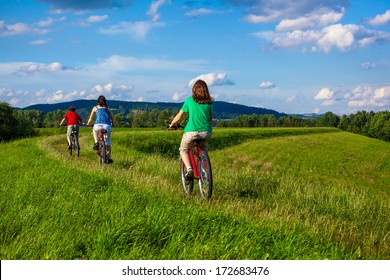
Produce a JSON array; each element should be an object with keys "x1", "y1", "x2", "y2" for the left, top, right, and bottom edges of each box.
[
  {"x1": 185, "y1": 168, "x2": 194, "y2": 181},
  {"x1": 108, "y1": 158, "x2": 113, "y2": 164},
  {"x1": 68, "y1": 145, "x2": 72, "y2": 150},
  {"x1": 93, "y1": 142, "x2": 99, "y2": 150}
]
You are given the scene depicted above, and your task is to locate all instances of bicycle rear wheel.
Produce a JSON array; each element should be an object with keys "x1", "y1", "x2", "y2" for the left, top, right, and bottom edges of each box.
[
  {"x1": 74, "y1": 137, "x2": 80, "y2": 157},
  {"x1": 99, "y1": 141, "x2": 107, "y2": 164},
  {"x1": 198, "y1": 151, "x2": 212, "y2": 200},
  {"x1": 69, "y1": 136, "x2": 74, "y2": 156},
  {"x1": 180, "y1": 159, "x2": 193, "y2": 195}
]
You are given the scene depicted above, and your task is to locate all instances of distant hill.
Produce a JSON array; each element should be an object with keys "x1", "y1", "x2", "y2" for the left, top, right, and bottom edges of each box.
[{"x1": 22, "y1": 99, "x2": 286, "y2": 120}]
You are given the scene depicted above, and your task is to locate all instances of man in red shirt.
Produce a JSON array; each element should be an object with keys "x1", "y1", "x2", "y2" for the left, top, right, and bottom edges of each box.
[{"x1": 59, "y1": 106, "x2": 83, "y2": 149}]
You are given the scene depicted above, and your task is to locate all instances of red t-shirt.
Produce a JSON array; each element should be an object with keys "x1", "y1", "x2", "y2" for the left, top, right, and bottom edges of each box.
[{"x1": 64, "y1": 111, "x2": 83, "y2": 126}]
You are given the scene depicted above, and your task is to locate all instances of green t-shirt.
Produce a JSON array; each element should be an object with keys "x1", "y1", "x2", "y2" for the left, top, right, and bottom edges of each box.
[{"x1": 181, "y1": 97, "x2": 213, "y2": 132}]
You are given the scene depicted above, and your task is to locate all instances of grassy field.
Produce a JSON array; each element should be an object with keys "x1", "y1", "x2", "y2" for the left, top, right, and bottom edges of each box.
[{"x1": 0, "y1": 127, "x2": 389, "y2": 260}]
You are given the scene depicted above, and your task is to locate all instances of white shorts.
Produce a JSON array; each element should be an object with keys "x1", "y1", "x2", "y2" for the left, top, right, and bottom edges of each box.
[{"x1": 93, "y1": 124, "x2": 112, "y2": 146}]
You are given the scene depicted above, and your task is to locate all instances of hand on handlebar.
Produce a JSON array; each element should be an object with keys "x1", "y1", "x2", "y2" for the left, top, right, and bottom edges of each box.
[{"x1": 168, "y1": 123, "x2": 184, "y2": 130}]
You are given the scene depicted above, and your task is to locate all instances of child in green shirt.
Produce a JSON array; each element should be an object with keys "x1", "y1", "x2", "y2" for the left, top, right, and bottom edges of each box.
[{"x1": 169, "y1": 79, "x2": 213, "y2": 179}]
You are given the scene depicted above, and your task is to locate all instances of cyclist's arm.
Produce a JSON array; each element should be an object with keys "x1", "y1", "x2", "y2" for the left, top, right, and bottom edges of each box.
[
  {"x1": 169, "y1": 110, "x2": 184, "y2": 129},
  {"x1": 87, "y1": 107, "x2": 96, "y2": 126},
  {"x1": 77, "y1": 115, "x2": 83, "y2": 124},
  {"x1": 59, "y1": 118, "x2": 66, "y2": 126},
  {"x1": 108, "y1": 108, "x2": 114, "y2": 127}
]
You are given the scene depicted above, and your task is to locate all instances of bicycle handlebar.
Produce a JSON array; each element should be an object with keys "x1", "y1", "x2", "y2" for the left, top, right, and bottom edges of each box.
[{"x1": 168, "y1": 123, "x2": 185, "y2": 130}]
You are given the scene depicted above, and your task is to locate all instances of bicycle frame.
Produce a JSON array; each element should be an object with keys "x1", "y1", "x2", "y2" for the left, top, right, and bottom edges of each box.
[
  {"x1": 189, "y1": 146, "x2": 201, "y2": 178},
  {"x1": 97, "y1": 129, "x2": 109, "y2": 164}
]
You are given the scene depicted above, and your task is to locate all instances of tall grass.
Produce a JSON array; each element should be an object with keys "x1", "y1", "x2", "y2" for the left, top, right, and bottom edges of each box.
[{"x1": 0, "y1": 128, "x2": 388, "y2": 259}]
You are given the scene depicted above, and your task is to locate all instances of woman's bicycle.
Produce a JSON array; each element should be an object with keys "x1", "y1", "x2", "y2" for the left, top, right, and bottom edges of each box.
[
  {"x1": 170, "y1": 124, "x2": 213, "y2": 200},
  {"x1": 69, "y1": 127, "x2": 80, "y2": 157},
  {"x1": 97, "y1": 128, "x2": 109, "y2": 165}
]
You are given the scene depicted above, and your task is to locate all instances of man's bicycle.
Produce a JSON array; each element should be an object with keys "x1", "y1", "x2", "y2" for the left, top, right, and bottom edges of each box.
[
  {"x1": 170, "y1": 124, "x2": 213, "y2": 200},
  {"x1": 69, "y1": 127, "x2": 80, "y2": 157}
]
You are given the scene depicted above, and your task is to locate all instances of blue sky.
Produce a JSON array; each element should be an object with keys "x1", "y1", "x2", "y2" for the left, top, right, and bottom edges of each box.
[{"x1": 0, "y1": 0, "x2": 389, "y2": 115}]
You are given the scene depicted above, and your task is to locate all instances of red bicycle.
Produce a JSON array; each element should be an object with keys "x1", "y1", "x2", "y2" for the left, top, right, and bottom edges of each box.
[{"x1": 170, "y1": 124, "x2": 213, "y2": 200}]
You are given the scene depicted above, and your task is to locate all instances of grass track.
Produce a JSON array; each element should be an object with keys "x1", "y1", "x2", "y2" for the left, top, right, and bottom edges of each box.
[{"x1": 1, "y1": 127, "x2": 389, "y2": 259}]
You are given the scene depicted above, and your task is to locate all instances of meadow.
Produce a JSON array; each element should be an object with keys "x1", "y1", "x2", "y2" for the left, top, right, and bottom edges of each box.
[{"x1": 0, "y1": 127, "x2": 389, "y2": 260}]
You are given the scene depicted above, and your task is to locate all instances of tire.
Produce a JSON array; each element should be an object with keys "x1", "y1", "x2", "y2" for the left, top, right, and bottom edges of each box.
[
  {"x1": 69, "y1": 136, "x2": 73, "y2": 156},
  {"x1": 74, "y1": 137, "x2": 80, "y2": 157},
  {"x1": 100, "y1": 141, "x2": 107, "y2": 164},
  {"x1": 180, "y1": 159, "x2": 193, "y2": 195},
  {"x1": 198, "y1": 151, "x2": 212, "y2": 200}
]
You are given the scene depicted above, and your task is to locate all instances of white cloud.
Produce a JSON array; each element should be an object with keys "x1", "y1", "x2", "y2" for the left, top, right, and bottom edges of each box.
[
  {"x1": 361, "y1": 62, "x2": 377, "y2": 70},
  {"x1": 318, "y1": 24, "x2": 356, "y2": 52},
  {"x1": 276, "y1": 8, "x2": 344, "y2": 31},
  {"x1": 99, "y1": 21, "x2": 164, "y2": 40},
  {"x1": 321, "y1": 99, "x2": 335, "y2": 106},
  {"x1": 36, "y1": 17, "x2": 66, "y2": 27},
  {"x1": 313, "y1": 108, "x2": 321, "y2": 114},
  {"x1": 286, "y1": 95, "x2": 296, "y2": 102},
  {"x1": 255, "y1": 24, "x2": 390, "y2": 53},
  {"x1": 368, "y1": 10, "x2": 390, "y2": 26},
  {"x1": 237, "y1": 0, "x2": 348, "y2": 24},
  {"x1": 315, "y1": 87, "x2": 334, "y2": 100},
  {"x1": 374, "y1": 86, "x2": 390, "y2": 100},
  {"x1": 345, "y1": 86, "x2": 390, "y2": 108},
  {"x1": 172, "y1": 91, "x2": 187, "y2": 101},
  {"x1": 87, "y1": 15, "x2": 108, "y2": 23},
  {"x1": 0, "y1": 83, "x2": 135, "y2": 106},
  {"x1": 29, "y1": 39, "x2": 52, "y2": 45},
  {"x1": 90, "y1": 83, "x2": 133, "y2": 95},
  {"x1": 188, "y1": 73, "x2": 234, "y2": 88},
  {"x1": 258, "y1": 81, "x2": 275, "y2": 89},
  {"x1": 97, "y1": 55, "x2": 207, "y2": 72},
  {"x1": 0, "y1": 20, "x2": 48, "y2": 36},
  {"x1": 244, "y1": 11, "x2": 282, "y2": 24},
  {"x1": 185, "y1": 8, "x2": 228, "y2": 18},
  {"x1": 147, "y1": 0, "x2": 168, "y2": 22},
  {"x1": 15, "y1": 62, "x2": 77, "y2": 75},
  {"x1": 47, "y1": 90, "x2": 64, "y2": 103}
]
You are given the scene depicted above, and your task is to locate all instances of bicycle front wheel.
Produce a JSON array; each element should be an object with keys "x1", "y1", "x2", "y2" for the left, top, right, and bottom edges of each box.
[
  {"x1": 180, "y1": 159, "x2": 193, "y2": 195},
  {"x1": 198, "y1": 151, "x2": 212, "y2": 200}
]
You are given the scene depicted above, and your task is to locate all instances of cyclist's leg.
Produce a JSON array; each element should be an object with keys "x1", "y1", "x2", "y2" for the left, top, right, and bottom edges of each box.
[
  {"x1": 75, "y1": 124, "x2": 79, "y2": 138},
  {"x1": 92, "y1": 124, "x2": 102, "y2": 149},
  {"x1": 74, "y1": 124, "x2": 80, "y2": 148},
  {"x1": 179, "y1": 132, "x2": 197, "y2": 170},
  {"x1": 66, "y1": 126, "x2": 72, "y2": 146},
  {"x1": 104, "y1": 125, "x2": 113, "y2": 160}
]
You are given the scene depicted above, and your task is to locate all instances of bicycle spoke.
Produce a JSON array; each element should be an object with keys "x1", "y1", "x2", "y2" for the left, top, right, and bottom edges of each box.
[
  {"x1": 180, "y1": 159, "x2": 193, "y2": 195},
  {"x1": 198, "y1": 152, "x2": 212, "y2": 200}
]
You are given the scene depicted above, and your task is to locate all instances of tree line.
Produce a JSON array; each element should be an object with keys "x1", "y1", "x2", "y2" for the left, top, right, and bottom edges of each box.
[
  {"x1": 1, "y1": 101, "x2": 389, "y2": 142},
  {"x1": 218, "y1": 111, "x2": 390, "y2": 142}
]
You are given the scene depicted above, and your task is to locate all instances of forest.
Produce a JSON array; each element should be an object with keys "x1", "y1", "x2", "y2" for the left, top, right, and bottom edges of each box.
[{"x1": 1, "y1": 101, "x2": 389, "y2": 142}]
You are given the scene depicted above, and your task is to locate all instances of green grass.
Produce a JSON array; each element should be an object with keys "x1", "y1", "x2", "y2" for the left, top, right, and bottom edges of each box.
[{"x1": 0, "y1": 127, "x2": 389, "y2": 259}]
